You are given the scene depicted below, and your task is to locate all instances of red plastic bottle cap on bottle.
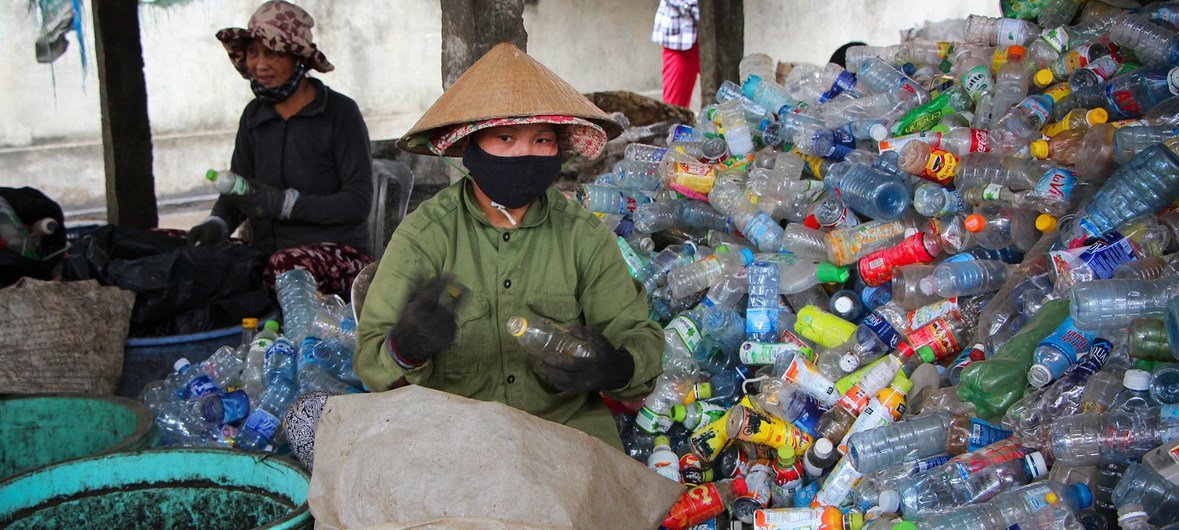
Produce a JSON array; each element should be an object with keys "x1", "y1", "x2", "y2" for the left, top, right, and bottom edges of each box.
[
  {"x1": 963, "y1": 214, "x2": 986, "y2": 233},
  {"x1": 804, "y1": 214, "x2": 821, "y2": 229},
  {"x1": 1007, "y1": 45, "x2": 1026, "y2": 60}
]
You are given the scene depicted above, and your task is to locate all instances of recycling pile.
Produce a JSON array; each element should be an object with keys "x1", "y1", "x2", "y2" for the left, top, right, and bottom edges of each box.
[
  {"x1": 137, "y1": 268, "x2": 364, "y2": 453},
  {"x1": 588, "y1": 3, "x2": 1179, "y2": 529}
]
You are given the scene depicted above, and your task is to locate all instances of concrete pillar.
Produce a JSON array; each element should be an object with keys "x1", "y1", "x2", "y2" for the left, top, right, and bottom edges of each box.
[
  {"x1": 439, "y1": 0, "x2": 527, "y2": 89},
  {"x1": 93, "y1": 0, "x2": 157, "y2": 229},
  {"x1": 698, "y1": 0, "x2": 743, "y2": 107}
]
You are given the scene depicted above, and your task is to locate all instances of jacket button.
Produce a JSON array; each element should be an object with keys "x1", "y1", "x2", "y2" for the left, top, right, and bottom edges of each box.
[
  {"x1": 507, "y1": 375, "x2": 516, "y2": 384},
  {"x1": 503, "y1": 279, "x2": 511, "y2": 289},
  {"x1": 502, "y1": 232, "x2": 510, "y2": 242}
]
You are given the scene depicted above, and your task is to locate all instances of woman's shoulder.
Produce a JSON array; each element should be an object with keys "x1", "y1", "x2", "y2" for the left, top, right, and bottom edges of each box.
[{"x1": 400, "y1": 181, "x2": 466, "y2": 232}]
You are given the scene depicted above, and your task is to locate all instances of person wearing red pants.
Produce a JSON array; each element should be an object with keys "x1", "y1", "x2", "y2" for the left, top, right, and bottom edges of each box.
[{"x1": 651, "y1": 0, "x2": 699, "y2": 108}]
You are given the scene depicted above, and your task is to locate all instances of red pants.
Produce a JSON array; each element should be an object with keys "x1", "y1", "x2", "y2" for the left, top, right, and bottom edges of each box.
[{"x1": 662, "y1": 43, "x2": 700, "y2": 108}]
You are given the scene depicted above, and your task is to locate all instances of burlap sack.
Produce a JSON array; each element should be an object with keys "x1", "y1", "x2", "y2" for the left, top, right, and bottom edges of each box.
[
  {"x1": 308, "y1": 386, "x2": 683, "y2": 530},
  {"x1": 0, "y1": 278, "x2": 135, "y2": 394}
]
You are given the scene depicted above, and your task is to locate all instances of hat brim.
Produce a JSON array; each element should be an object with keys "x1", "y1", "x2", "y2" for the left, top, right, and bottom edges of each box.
[
  {"x1": 215, "y1": 27, "x2": 334, "y2": 79},
  {"x1": 406, "y1": 115, "x2": 611, "y2": 159}
]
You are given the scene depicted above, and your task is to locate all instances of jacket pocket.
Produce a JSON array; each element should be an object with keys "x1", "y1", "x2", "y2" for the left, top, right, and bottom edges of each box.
[
  {"x1": 435, "y1": 291, "x2": 490, "y2": 375},
  {"x1": 526, "y1": 293, "x2": 582, "y2": 328}
]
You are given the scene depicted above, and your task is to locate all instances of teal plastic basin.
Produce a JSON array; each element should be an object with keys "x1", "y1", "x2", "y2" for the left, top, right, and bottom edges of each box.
[
  {"x1": 0, "y1": 393, "x2": 159, "y2": 481},
  {"x1": 0, "y1": 448, "x2": 312, "y2": 529}
]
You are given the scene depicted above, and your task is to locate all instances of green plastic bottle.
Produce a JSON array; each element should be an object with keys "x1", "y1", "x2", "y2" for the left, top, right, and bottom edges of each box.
[{"x1": 957, "y1": 298, "x2": 1070, "y2": 419}]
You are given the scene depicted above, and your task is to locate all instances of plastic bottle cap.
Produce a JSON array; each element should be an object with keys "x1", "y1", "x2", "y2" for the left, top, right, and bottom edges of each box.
[
  {"x1": 1035, "y1": 214, "x2": 1058, "y2": 233},
  {"x1": 892, "y1": 523, "x2": 916, "y2": 530},
  {"x1": 1124, "y1": 369, "x2": 1152, "y2": 391},
  {"x1": 695, "y1": 382, "x2": 714, "y2": 400},
  {"x1": 1025, "y1": 451, "x2": 1048, "y2": 479},
  {"x1": 1086, "y1": 108, "x2": 1109, "y2": 126},
  {"x1": 878, "y1": 489, "x2": 901, "y2": 513},
  {"x1": 963, "y1": 214, "x2": 986, "y2": 233},
  {"x1": 917, "y1": 345, "x2": 938, "y2": 363},
  {"x1": 205, "y1": 169, "x2": 219, "y2": 181},
  {"x1": 670, "y1": 404, "x2": 688, "y2": 422},
  {"x1": 1028, "y1": 364, "x2": 1053, "y2": 388},
  {"x1": 242, "y1": 317, "x2": 258, "y2": 329},
  {"x1": 846, "y1": 511, "x2": 864, "y2": 530},
  {"x1": 731, "y1": 477, "x2": 749, "y2": 497},
  {"x1": 739, "y1": 248, "x2": 756, "y2": 265},
  {"x1": 653, "y1": 435, "x2": 671, "y2": 448},
  {"x1": 868, "y1": 123, "x2": 889, "y2": 142},
  {"x1": 173, "y1": 358, "x2": 192, "y2": 371},
  {"x1": 264, "y1": 320, "x2": 281, "y2": 332},
  {"x1": 892, "y1": 374, "x2": 914, "y2": 394},
  {"x1": 918, "y1": 277, "x2": 937, "y2": 296},
  {"x1": 833, "y1": 295, "x2": 855, "y2": 314},
  {"x1": 813, "y1": 437, "x2": 834, "y2": 458},
  {"x1": 803, "y1": 214, "x2": 821, "y2": 229},
  {"x1": 1007, "y1": 45, "x2": 1026, "y2": 60},
  {"x1": 1072, "y1": 484, "x2": 1093, "y2": 509},
  {"x1": 1029, "y1": 139, "x2": 1050, "y2": 160},
  {"x1": 839, "y1": 353, "x2": 861, "y2": 373},
  {"x1": 1045, "y1": 492, "x2": 1059, "y2": 504},
  {"x1": 506, "y1": 316, "x2": 528, "y2": 337},
  {"x1": 930, "y1": 124, "x2": 950, "y2": 134},
  {"x1": 776, "y1": 445, "x2": 796, "y2": 463},
  {"x1": 1033, "y1": 69, "x2": 1055, "y2": 88},
  {"x1": 816, "y1": 262, "x2": 851, "y2": 283}
]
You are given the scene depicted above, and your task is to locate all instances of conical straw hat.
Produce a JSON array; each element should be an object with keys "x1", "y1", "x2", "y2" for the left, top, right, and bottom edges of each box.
[{"x1": 398, "y1": 43, "x2": 622, "y2": 158}]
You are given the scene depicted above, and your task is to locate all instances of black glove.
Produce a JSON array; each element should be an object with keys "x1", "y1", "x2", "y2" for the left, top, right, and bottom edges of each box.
[
  {"x1": 534, "y1": 325, "x2": 635, "y2": 392},
  {"x1": 187, "y1": 218, "x2": 227, "y2": 247},
  {"x1": 386, "y1": 273, "x2": 468, "y2": 369},
  {"x1": 227, "y1": 179, "x2": 292, "y2": 220}
]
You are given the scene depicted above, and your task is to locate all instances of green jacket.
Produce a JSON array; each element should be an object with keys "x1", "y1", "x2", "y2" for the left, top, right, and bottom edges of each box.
[{"x1": 355, "y1": 179, "x2": 663, "y2": 450}]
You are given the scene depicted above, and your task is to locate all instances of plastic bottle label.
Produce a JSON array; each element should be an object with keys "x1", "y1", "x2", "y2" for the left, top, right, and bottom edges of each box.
[
  {"x1": 1016, "y1": 96, "x2": 1051, "y2": 124},
  {"x1": 1018, "y1": 483, "x2": 1054, "y2": 512},
  {"x1": 669, "y1": 124, "x2": 695, "y2": 143},
  {"x1": 186, "y1": 375, "x2": 220, "y2": 398},
  {"x1": 783, "y1": 356, "x2": 839, "y2": 407},
  {"x1": 996, "y1": 19, "x2": 1026, "y2": 46},
  {"x1": 637, "y1": 406, "x2": 674, "y2": 434},
  {"x1": 1161, "y1": 405, "x2": 1179, "y2": 445},
  {"x1": 1085, "y1": 56, "x2": 1119, "y2": 81},
  {"x1": 791, "y1": 394, "x2": 823, "y2": 437},
  {"x1": 862, "y1": 311, "x2": 901, "y2": 350},
  {"x1": 907, "y1": 317, "x2": 961, "y2": 361},
  {"x1": 243, "y1": 409, "x2": 281, "y2": 440},
  {"x1": 818, "y1": 71, "x2": 858, "y2": 104},
  {"x1": 914, "y1": 455, "x2": 952, "y2": 473},
  {"x1": 754, "y1": 508, "x2": 825, "y2": 528},
  {"x1": 739, "y1": 341, "x2": 802, "y2": 366},
  {"x1": 811, "y1": 458, "x2": 862, "y2": 507},
  {"x1": 961, "y1": 66, "x2": 993, "y2": 103},
  {"x1": 1033, "y1": 167, "x2": 1076, "y2": 203},
  {"x1": 1077, "y1": 231, "x2": 1138, "y2": 279},
  {"x1": 908, "y1": 298, "x2": 961, "y2": 332},
  {"x1": 921, "y1": 147, "x2": 959, "y2": 185},
  {"x1": 1072, "y1": 338, "x2": 1111, "y2": 376},
  {"x1": 878, "y1": 131, "x2": 940, "y2": 154},
  {"x1": 838, "y1": 400, "x2": 892, "y2": 454},
  {"x1": 981, "y1": 183, "x2": 1006, "y2": 201},
  {"x1": 968, "y1": 418, "x2": 1013, "y2": 451},
  {"x1": 1037, "y1": 316, "x2": 1096, "y2": 366},
  {"x1": 1039, "y1": 26, "x2": 1069, "y2": 53},
  {"x1": 969, "y1": 128, "x2": 991, "y2": 152},
  {"x1": 669, "y1": 315, "x2": 703, "y2": 353},
  {"x1": 688, "y1": 419, "x2": 729, "y2": 463}
]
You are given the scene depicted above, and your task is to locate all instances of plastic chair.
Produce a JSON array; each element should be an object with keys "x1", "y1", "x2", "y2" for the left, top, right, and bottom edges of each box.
[
  {"x1": 369, "y1": 159, "x2": 414, "y2": 257},
  {"x1": 351, "y1": 260, "x2": 378, "y2": 323}
]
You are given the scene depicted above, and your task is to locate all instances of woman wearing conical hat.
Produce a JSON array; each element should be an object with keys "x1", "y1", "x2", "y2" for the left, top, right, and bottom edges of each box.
[
  {"x1": 354, "y1": 43, "x2": 663, "y2": 450},
  {"x1": 187, "y1": 1, "x2": 374, "y2": 297}
]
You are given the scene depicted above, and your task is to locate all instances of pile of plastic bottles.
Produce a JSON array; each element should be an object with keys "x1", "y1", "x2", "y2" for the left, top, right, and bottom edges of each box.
[
  {"x1": 572, "y1": 2, "x2": 1179, "y2": 528},
  {"x1": 138, "y1": 268, "x2": 364, "y2": 453}
]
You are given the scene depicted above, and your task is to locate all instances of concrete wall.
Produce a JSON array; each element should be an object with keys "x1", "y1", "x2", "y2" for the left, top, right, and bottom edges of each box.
[{"x1": 1, "y1": 0, "x2": 998, "y2": 212}]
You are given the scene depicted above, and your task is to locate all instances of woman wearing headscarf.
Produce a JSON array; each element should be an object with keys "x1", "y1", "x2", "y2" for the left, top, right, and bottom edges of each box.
[
  {"x1": 188, "y1": 1, "x2": 373, "y2": 296},
  {"x1": 354, "y1": 43, "x2": 663, "y2": 451}
]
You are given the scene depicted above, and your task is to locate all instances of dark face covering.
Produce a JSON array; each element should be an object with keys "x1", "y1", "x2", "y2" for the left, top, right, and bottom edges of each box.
[
  {"x1": 250, "y1": 62, "x2": 309, "y2": 104},
  {"x1": 462, "y1": 140, "x2": 563, "y2": 209}
]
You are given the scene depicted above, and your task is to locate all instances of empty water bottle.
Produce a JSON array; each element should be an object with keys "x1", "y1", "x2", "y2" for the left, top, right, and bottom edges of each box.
[
  {"x1": 155, "y1": 390, "x2": 250, "y2": 446},
  {"x1": 912, "y1": 480, "x2": 1091, "y2": 530},
  {"x1": 1112, "y1": 463, "x2": 1179, "y2": 526},
  {"x1": 1049, "y1": 406, "x2": 1179, "y2": 466},
  {"x1": 1070, "y1": 276, "x2": 1179, "y2": 330},
  {"x1": 964, "y1": 15, "x2": 1040, "y2": 47},
  {"x1": 262, "y1": 337, "x2": 297, "y2": 387},
  {"x1": 1062, "y1": 139, "x2": 1179, "y2": 246},
  {"x1": 1028, "y1": 316, "x2": 1098, "y2": 388},
  {"x1": 891, "y1": 449, "x2": 1049, "y2": 518},
  {"x1": 205, "y1": 168, "x2": 250, "y2": 195},
  {"x1": 922, "y1": 259, "x2": 1012, "y2": 298},
  {"x1": 275, "y1": 268, "x2": 319, "y2": 345},
  {"x1": 823, "y1": 161, "x2": 912, "y2": 221},
  {"x1": 236, "y1": 376, "x2": 297, "y2": 451}
]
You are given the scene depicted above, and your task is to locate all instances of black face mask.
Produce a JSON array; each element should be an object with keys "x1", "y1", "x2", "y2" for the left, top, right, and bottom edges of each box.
[
  {"x1": 462, "y1": 140, "x2": 563, "y2": 209},
  {"x1": 250, "y1": 62, "x2": 309, "y2": 104}
]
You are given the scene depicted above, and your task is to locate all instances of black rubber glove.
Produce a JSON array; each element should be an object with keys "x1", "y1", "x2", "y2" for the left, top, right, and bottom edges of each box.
[
  {"x1": 227, "y1": 179, "x2": 291, "y2": 220},
  {"x1": 386, "y1": 273, "x2": 468, "y2": 369},
  {"x1": 187, "y1": 219, "x2": 227, "y2": 247},
  {"x1": 534, "y1": 325, "x2": 635, "y2": 392}
]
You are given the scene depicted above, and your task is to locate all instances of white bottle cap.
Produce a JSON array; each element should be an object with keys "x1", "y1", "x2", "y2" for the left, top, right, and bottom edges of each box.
[
  {"x1": 839, "y1": 353, "x2": 860, "y2": 373},
  {"x1": 868, "y1": 123, "x2": 890, "y2": 142},
  {"x1": 1028, "y1": 364, "x2": 1053, "y2": 388},
  {"x1": 833, "y1": 295, "x2": 855, "y2": 314},
  {"x1": 173, "y1": 358, "x2": 192, "y2": 372},
  {"x1": 1024, "y1": 451, "x2": 1048, "y2": 479},
  {"x1": 878, "y1": 489, "x2": 900, "y2": 513},
  {"x1": 813, "y1": 437, "x2": 834, "y2": 459},
  {"x1": 1124, "y1": 369, "x2": 1151, "y2": 392},
  {"x1": 919, "y1": 277, "x2": 936, "y2": 296}
]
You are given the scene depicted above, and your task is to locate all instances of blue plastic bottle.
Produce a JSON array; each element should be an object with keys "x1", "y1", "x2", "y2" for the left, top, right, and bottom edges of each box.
[
  {"x1": 823, "y1": 161, "x2": 912, "y2": 221},
  {"x1": 171, "y1": 358, "x2": 220, "y2": 400},
  {"x1": 1063, "y1": 139, "x2": 1179, "y2": 245},
  {"x1": 236, "y1": 376, "x2": 297, "y2": 451},
  {"x1": 1028, "y1": 316, "x2": 1098, "y2": 388},
  {"x1": 262, "y1": 337, "x2": 297, "y2": 387}
]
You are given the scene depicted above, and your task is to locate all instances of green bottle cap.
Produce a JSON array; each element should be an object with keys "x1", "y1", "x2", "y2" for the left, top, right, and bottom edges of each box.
[
  {"x1": 846, "y1": 511, "x2": 864, "y2": 530},
  {"x1": 695, "y1": 382, "x2": 714, "y2": 400},
  {"x1": 653, "y1": 435, "x2": 671, "y2": 448},
  {"x1": 670, "y1": 404, "x2": 688, "y2": 423},
  {"x1": 205, "y1": 169, "x2": 219, "y2": 181},
  {"x1": 263, "y1": 320, "x2": 280, "y2": 332},
  {"x1": 891, "y1": 522, "x2": 916, "y2": 530},
  {"x1": 815, "y1": 262, "x2": 850, "y2": 283},
  {"x1": 917, "y1": 345, "x2": 937, "y2": 363},
  {"x1": 776, "y1": 445, "x2": 796, "y2": 464}
]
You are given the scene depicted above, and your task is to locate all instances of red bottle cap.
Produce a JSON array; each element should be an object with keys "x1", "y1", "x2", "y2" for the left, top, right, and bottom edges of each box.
[{"x1": 804, "y1": 214, "x2": 821, "y2": 229}]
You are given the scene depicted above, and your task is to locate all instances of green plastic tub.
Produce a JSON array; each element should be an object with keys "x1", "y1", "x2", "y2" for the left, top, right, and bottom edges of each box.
[
  {"x1": 0, "y1": 448, "x2": 313, "y2": 529},
  {"x1": 0, "y1": 393, "x2": 159, "y2": 481}
]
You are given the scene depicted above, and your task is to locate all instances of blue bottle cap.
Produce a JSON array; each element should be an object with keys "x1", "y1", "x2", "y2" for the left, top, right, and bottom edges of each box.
[
  {"x1": 739, "y1": 248, "x2": 755, "y2": 265},
  {"x1": 1071, "y1": 483, "x2": 1093, "y2": 510}
]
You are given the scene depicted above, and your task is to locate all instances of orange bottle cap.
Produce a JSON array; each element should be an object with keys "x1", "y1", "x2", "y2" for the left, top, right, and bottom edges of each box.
[
  {"x1": 964, "y1": 213, "x2": 986, "y2": 232},
  {"x1": 1007, "y1": 45, "x2": 1026, "y2": 60}
]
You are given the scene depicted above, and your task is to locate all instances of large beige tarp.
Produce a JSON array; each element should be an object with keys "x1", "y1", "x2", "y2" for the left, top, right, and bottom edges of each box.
[{"x1": 309, "y1": 385, "x2": 682, "y2": 530}]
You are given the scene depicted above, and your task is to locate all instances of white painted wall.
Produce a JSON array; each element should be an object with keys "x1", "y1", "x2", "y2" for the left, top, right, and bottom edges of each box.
[{"x1": 0, "y1": 0, "x2": 999, "y2": 211}]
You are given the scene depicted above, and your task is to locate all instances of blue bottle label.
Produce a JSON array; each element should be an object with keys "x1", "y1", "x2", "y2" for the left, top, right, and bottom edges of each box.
[
  {"x1": 199, "y1": 396, "x2": 225, "y2": 425},
  {"x1": 1037, "y1": 316, "x2": 1097, "y2": 365},
  {"x1": 746, "y1": 308, "x2": 779, "y2": 340},
  {"x1": 818, "y1": 71, "x2": 858, "y2": 104},
  {"x1": 1016, "y1": 95, "x2": 1052, "y2": 124},
  {"x1": 1072, "y1": 337, "x2": 1112, "y2": 377},
  {"x1": 243, "y1": 409, "x2": 281, "y2": 440},
  {"x1": 265, "y1": 339, "x2": 296, "y2": 360},
  {"x1": 861, "y1": 311, "x2": 901, "y2": 350},
  {"x1": 186, "y1": 375, "x2": 219, "y2": 398},
  {"x1": 913, "y1": 454, "x2": 952, "y2": 474},
  {"x1": 219, "y1": 390, "x2": 251, "y2": 425},
  {"x1": 669, "y1": 124, "x2": 695, "y2": 143},
  {"x1": 860, "y1": 284, "x2": 892, "y2": 308},
  {"x1": 1033, "y1": 167, "x2": 1076, "y2": 203},
  {"x1": 826, "y1": 127, "x2": 857, "y2": 161},
  {"x1": 1077, "y1": 231, "x2": 1138, "y2": 279},
  {"x1": 791, "y1": 394, "x2": 824, "y2": 437},
  {"x1": 967, "y1": 418, "x2": 1013, "y2": 451}
]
